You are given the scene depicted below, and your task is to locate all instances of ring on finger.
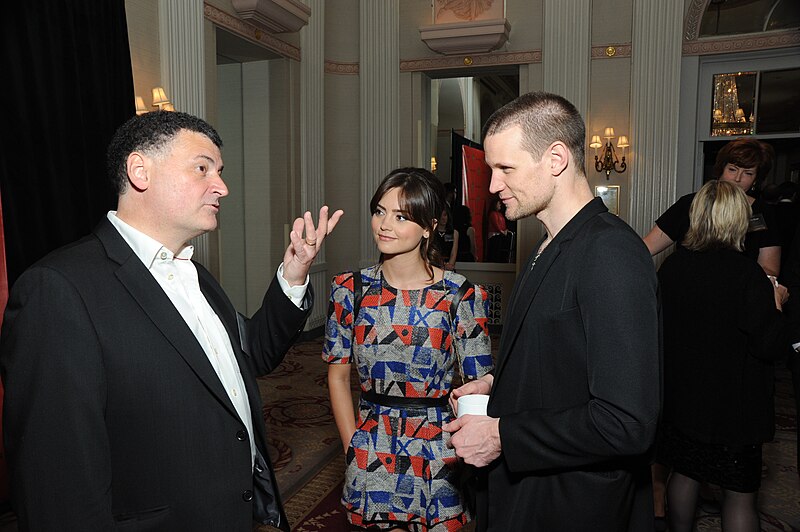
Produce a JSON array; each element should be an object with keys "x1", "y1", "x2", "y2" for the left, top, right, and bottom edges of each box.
[{"x1": 305, "y1": 238, "x2": 317, "y2": 246}]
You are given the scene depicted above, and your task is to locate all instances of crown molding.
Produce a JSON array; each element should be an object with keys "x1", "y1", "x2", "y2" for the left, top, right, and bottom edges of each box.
[
  {"x1": 324, "y1": 61, "x2": 359, "y2": 75},
  {"x1": 682, "y1": 30, "x2": 800, "y2": 56},
  {"x1": 230, "y1": 0, "x2": 310, "y2": 33},
  {"x1": 419, "y1": 18, "x2": 511, "y2": 56},
  {"x1": 400, "y1": 50, "x2": 539, "y2": 72},
  {"x1": 204, "y1": 2, "x2": 301, "y2": 61}
]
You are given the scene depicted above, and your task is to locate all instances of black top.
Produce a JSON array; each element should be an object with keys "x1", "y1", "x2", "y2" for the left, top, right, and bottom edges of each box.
[
  {"x1": 455, "y1": 226, "x2": 474, "y2": 262},
  {"x1": 656, "y1": 193, "x2": 781, "y2": 261},
  {"x1": 435, "y1": 228, "x2": 455, "y2": 260},
  {"x1": 658, "y1": 247, "x2": 788, "y2": 445}
]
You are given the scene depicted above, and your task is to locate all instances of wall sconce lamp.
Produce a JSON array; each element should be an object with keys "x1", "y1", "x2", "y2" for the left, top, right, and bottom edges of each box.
[
  {"x1": 590, "y1": 127, "x2": 628, "y2": 179},
  {"x1": 431, "y1": 156, "x2": 437, "y2": 172},
  {"x1": 135, "y1": 96, "x2": 148, "y2": 116},
  {"x1": 151, "y1": 87, "x2": 171, "y2": 109},
  {"x1": 133, "y1": 87, "x2": 174, "y2": 115}
]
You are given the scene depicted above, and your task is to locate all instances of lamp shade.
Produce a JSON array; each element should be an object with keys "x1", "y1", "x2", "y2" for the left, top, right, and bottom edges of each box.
[
  {"x1": 152, "y1": 87, "x2": 170, "y2": 107},
  {"x1": 617, "y1": 135, "x2": 629, "y2": 148},
  {"x1": 603, "y1": 127, "x2": 615, "y2": 138},
  {"x1": 135, "y1": 96, "x2": 147, "y2": 115},
  {"x1": 162, "y1": 102, "x2": 175, "y2": 112},
  {"x1": 589, "y1": 135, "x2": 602, "y2": 149}
]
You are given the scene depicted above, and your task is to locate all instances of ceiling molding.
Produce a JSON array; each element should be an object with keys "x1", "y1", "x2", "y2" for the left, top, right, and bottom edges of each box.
[
  {"x1": 400, "y1": 50, "x2": 540, "y2": 72},
  {"x1": 230, "y1": 0, "x2": 310, "y2": 33},
  {"x1": 204, "y1": 2, "x2": 301, "y2": 61},
  {"x1": 324, "y1": 61, "x2": 359, "y2": 75},
  {"x1": 682, "y1": 29, "x2": 800, "y2": 55},
  {"x1": 684, "y1": 0, "x2": 710, "y2": 41},
  {"x1": 590, "y1": 43, "x2": 632, "y2": 59},
  {"x1": 419, "y1": 19, "x2": 511, "y2": 56}
]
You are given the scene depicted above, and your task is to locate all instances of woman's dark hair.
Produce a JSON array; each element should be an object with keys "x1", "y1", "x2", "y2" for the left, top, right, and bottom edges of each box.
[
  {"x1": 370, "y1": 167, "x2": 446, "y2": 279},
  {"x1": 712, "y1": 138, "x2": 775, "y2": 184},
  {"x1": 453, "y1": 204, "x2": 472, "y2": 231}
]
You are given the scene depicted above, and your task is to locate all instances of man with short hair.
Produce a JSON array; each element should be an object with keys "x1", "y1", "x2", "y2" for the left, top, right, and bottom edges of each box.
[
  {"x1": 444, "y1": 92, "x2": 660, "y2": 530},
  {"x1": 1, "y1": 110, "x2": 342, "y2": 530}
]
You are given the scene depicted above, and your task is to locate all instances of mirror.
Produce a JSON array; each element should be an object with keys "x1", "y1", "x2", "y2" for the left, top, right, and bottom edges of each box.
[{"x1": 429, "y1": 70, "x2": 519, "y2": 263}]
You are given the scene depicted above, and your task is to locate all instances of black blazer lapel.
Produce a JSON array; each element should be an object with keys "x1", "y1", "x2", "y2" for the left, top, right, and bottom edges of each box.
[
  {"x1": 494, "y1": 240, "x2": 561, "y2": 381},
  {"x1": 94, "y1": 220, "x2": 240, "y2": 420},
  {"x1": 493, "y1": 198, "x2": 609, "y2": 382}
]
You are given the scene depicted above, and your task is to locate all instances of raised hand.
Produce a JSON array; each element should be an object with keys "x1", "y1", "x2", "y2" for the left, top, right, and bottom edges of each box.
[{"x1": 282, "y1": 205, "x2": 344, "y2": 286}]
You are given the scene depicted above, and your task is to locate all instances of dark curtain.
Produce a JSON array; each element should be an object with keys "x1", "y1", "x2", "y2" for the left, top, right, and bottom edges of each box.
[{"x1": 0, "y1": 0, "x2": 135, "y2": 287}]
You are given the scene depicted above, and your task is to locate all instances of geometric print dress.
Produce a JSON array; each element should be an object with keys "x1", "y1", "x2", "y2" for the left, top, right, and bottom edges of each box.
[{"x1": 322, "y1": 264, "x2": 493, "y2": 531}]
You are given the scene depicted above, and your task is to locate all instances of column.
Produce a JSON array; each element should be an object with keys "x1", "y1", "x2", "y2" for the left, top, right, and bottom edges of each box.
[
  {"x1": 542, "y1": 0, "x2": 591, "y2": 117},
  {"x1": 628, "y1": 1, "x2": 683, "y2": 243},
  {"x1": 360, "y1": 0, "x2": 400, "y2": 265},
  {"x1": 300, "y1": 0, "x2": 328, "y2": 329},
  {"x1": 159, "y1": 1, "x2": 210, "y2": 264}
]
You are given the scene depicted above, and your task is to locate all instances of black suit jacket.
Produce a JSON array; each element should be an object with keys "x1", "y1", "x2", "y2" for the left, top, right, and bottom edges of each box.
[
  {"x1": 0, "y1": 218, "x2": 311, "y2": 531},
  {"x1": 477, "y1": 198, "x2": 660, "y2": 531}
]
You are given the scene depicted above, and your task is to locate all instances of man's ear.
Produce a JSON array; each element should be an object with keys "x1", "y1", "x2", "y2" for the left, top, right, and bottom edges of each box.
[
  {"x1": 547, "y1": 142, "x2": 569, "y2": 177},
  {"x1": 126, "y1": 152, "x2": 149, "y2": 192}
]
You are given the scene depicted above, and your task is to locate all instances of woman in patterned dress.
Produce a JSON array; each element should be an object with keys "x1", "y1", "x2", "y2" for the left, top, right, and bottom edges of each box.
[{"x1": 323, "y1": 168, "x2": 493, "y2": 531}]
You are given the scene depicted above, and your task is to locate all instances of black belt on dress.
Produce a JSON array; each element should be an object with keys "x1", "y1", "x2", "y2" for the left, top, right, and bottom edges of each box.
[{"x1": 361, "y1": 389, "x2": 450, "y2": 408}]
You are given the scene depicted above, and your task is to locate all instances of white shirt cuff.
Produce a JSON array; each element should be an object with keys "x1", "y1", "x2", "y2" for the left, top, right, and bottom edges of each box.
[{"x1": 276, "y1": 263, "x2": 309, "y2": 309}]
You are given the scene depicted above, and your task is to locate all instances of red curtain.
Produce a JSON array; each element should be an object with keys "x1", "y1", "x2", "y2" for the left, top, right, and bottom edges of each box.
[{"x1": 461, "y1": 146, "x2": 492, "y2": 261}]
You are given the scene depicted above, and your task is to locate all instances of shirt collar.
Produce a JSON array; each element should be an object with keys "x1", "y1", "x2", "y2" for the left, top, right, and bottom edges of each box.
[{"x1": 107, "y1": 211, "x2": 194, "y2": 268}]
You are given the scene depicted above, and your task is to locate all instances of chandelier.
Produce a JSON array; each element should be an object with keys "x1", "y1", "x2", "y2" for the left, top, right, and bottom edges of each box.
[{"x1": 711, "y1": 73, "x2": 754, "y2": 136}]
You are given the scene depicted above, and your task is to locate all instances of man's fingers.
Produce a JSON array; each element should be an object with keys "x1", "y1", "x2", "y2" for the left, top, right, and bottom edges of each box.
[{"x1": 326, "y1": 209, "x2": 344, "y2": 234}]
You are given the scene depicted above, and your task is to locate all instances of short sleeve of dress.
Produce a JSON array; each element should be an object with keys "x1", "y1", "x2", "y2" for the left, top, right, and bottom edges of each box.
[
  {"x1": 754, "y1": 201, "x2": 782, "y2": 249},
  {"x1": 322, "y1": 272, "x2": 357, "y2": 364},
  {"x1": 655, "y1": 193, "x2": 695, "y2": 244},
  {"x1": 454, "y1": 283, "x2": 493, "y2": 379}
]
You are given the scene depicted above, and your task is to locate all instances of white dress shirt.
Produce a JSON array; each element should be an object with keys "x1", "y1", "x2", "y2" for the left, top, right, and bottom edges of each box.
[{"x1": 107, "y1": 212, "x2": 308, "y2": 463}]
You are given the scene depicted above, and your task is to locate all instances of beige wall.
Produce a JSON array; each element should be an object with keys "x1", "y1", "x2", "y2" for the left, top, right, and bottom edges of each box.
[
  {"x1": 124, "y1": 0, "x2": 799, "y2": 317},
  {"x1": 125, "y1": 0, "x2": 160, "y2": 112}
]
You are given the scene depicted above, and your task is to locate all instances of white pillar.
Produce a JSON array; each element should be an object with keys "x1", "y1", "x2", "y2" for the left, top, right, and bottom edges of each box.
[
  {"x1": 301, "y1": 0, "x2": 328, "y2": 329},
  {"x1": 542, "y1": 0, "x2": 591, "y2": 117},
  {"x1": 159, "y1": 0, "x2": 210, "y2": 265},
  {"x1": 159, "y1": 0, "x2": 205, "y2": 117},
  {"x1": 360, "y1": 0, "x2": 400, "y2": 266},
  {"x1": 628, "y1": 1, "x2": 683, "y2": 243}
]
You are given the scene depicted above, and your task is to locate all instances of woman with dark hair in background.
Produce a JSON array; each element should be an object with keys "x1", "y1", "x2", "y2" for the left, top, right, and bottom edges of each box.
[
  {"x1": 657, "y1": 180, "x2": 788, "y2": 532},
  {"x1": 324, "y1": 168, "x2": 493, "y2": 531},
  {"x1": 486, "y1": 195, "x2": 511, "y2": 263},
  {"x1": 436, "y1": 206, "x2": 459, "y2": 271},
  {"x1": 453, "y1": 204, "x2": 477, "y2": 262},
  {"x1": 644, "y1": 138, "x2": 779, "y2": 276}
]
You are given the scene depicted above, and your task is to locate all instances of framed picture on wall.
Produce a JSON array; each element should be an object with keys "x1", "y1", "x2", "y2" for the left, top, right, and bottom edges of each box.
[{"x1": 595, "y1": 185, "x2": 620, "y2": 216}]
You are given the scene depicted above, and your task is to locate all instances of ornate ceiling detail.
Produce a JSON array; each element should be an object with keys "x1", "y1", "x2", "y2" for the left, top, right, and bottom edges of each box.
[
  {"x1": 682, "y1": 29, "x2": 800, "y2": 55},
  {"x1": 400, "y1": 50, "x2": 540, "y2": 72},
  {"x1": 590, "y1": 44, "x2": 632, "y2": 59},
  {"x1": 419, "y1": 19, "x2": 511, "y2": 56},
  {"x1": 204, "y1": 3, "x2": 301, "y2": 61},
  {"x1": 684, "y1": 0, "x2": 709, "y2": 41},
  {"x1": 230, "y1": 0, "x2": 310, "y2": 33},
  {"x1": 324, "y1": 61, "x2": 359, "y2": 75}
]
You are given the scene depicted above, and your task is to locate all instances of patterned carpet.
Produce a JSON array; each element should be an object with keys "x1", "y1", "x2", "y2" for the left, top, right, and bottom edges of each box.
[
  {"x1": 261, "y1": 335, "x2": 799, "y2": 532},
  {"x1": 0, "y1": 333, "x2": 792, "y2": 530}
]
